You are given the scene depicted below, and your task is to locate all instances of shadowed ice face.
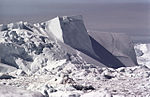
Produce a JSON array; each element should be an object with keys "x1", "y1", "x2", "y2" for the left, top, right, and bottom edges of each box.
[{"x1": 0, "y1": 0, "x2": 150, "y2": 42}]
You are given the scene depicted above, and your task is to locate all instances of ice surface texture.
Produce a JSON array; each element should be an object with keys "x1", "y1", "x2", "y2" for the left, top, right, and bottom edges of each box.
[{"x1": 0, "y1": 15, "x2": 148, "y2": 97}]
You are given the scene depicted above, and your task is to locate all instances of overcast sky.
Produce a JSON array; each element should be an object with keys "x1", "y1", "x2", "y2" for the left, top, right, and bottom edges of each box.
[
  {"x1": 0, "y1": 0, "x2": 150, "y2": 42},
  {"x1": 0, "y1": 0, "x2": 149, "y2": 3}
]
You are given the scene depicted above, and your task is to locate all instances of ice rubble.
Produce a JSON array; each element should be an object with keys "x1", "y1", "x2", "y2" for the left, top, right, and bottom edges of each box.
[
  {"x1": 135, "y1": 43, "x2": 150, "y2": 68},
  {"x1": 0, "y1": 62, "x2": 150, "y2": 97},
  {"x1": 0, "y1": 84, "x2": 44, "y2": 97},
  {"x1": 0, "y1": 15, "x2": 146, "y2": 97}
]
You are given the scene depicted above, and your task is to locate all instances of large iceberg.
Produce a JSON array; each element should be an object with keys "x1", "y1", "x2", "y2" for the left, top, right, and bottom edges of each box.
[
  {"x1": 44, "y1": 15, "x2": 98, "y2": 60},
  {"x1": 43, "y1": 15, "x2": 137, "y2": 68},
  {"x1": 0, "y1": 15, "x2": 138, "y2": 73}
]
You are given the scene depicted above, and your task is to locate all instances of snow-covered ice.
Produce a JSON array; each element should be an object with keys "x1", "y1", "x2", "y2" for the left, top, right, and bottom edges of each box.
[
  {"x1": 0, "y1": 15, "x2": 149, "y2": 97},
  {"x1": 135, "y1": 43, "x2": 150, "y2": 68}
]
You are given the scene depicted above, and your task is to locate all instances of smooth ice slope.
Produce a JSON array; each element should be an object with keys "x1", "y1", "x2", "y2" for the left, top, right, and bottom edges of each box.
[
  {"x1": 89, "y1": 31, "x2": 138, "y2": 67},
  {"x1": 44, "y1": 17, "x2": 64, "y2": 42}
]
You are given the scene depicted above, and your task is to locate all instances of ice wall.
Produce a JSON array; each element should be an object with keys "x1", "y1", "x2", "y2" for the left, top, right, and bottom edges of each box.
[
  {"x1": 45, "y1": 15, "x2": 97, "y2": 58},
  {"x1": 89, "y1": 31, "x2": 138, "y2": 67}
]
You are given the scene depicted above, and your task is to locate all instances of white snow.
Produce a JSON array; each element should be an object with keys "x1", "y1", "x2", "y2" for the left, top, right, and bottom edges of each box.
[
  {"x1": 135, "y1": 43, "x2": 150, "y2": 68},
  {"x1": 0, "y1": 15, "x2": 149, "y2": 97},
  {"x1": 45, "y1": 17, "x2": 64, "y2": 42},
  {"x1": 0, "y1": 84, "x2": 44, "y2": 97}
]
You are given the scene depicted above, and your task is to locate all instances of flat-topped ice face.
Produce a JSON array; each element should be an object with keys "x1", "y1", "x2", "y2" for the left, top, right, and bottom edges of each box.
[
  {"x1": 45, "y1": 17, "x2": 64, "y2": 42},
  {"x1": 45, "y1": 15, "x2": 97, "y2": 58},
  {"x1": 89, "y1": 31, "x2": 138, "y2": 67}
]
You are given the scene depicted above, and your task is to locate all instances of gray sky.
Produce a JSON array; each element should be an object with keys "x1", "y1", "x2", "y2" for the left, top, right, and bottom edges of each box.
[{"x1": 0, "y1": 0, "x2": 150, "y2": 42}]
